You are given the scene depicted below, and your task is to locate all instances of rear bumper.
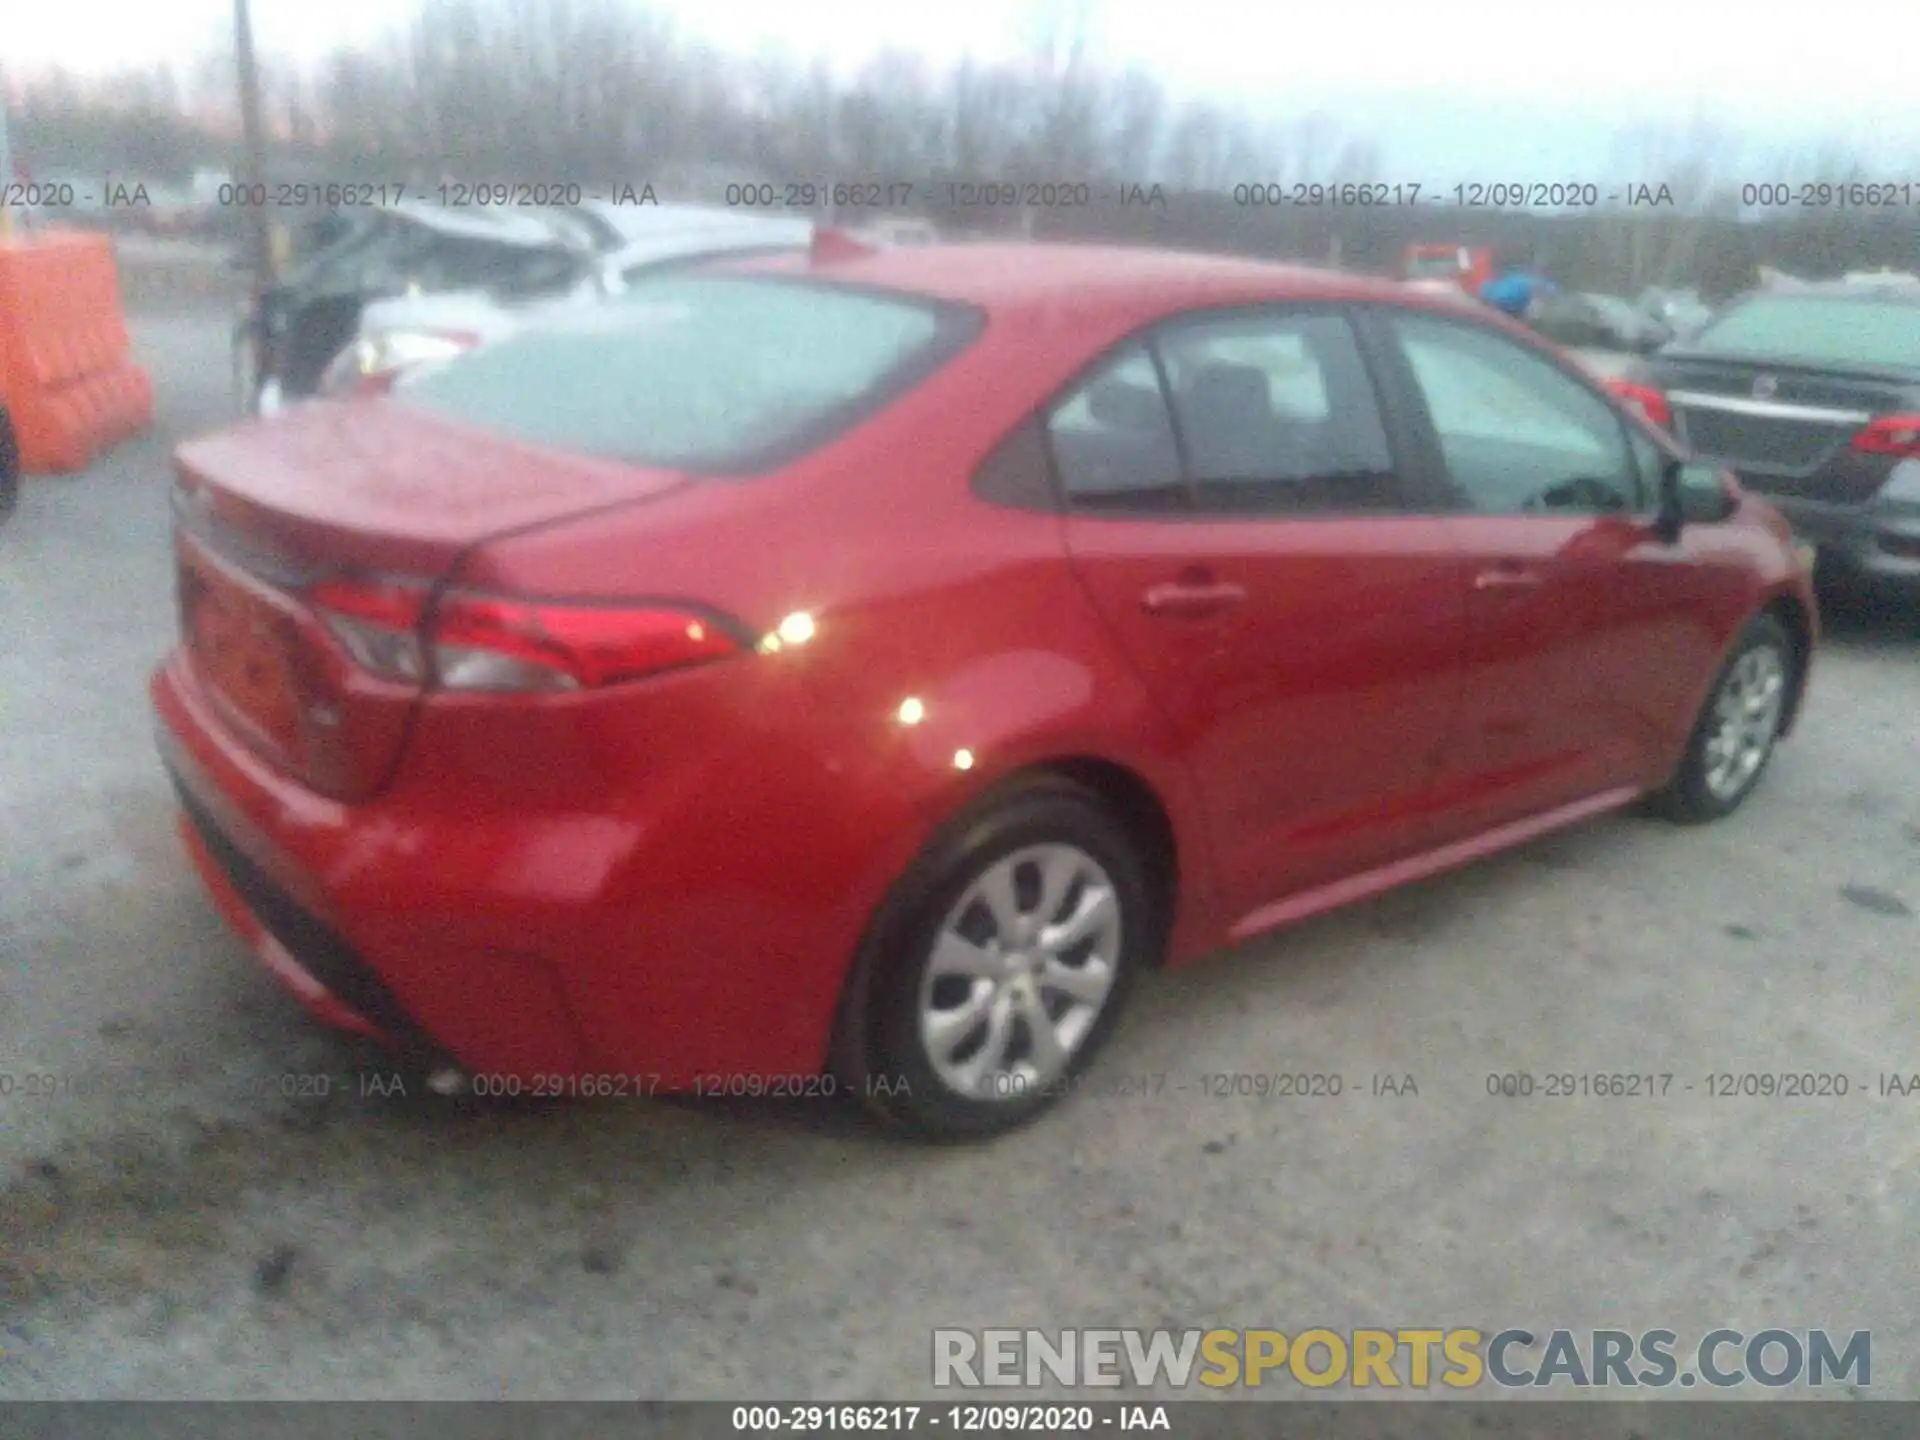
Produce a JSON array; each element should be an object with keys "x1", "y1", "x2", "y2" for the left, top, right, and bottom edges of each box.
[
  {"x1": 1759, "y1": 493, "x2": 1920, "y2": 586},
  {"x1": 156, "y1": 650, "x2": 613, "y2": 1081},
  {"x1": 172, "y1": 778, "x2": 450, "y2": 1060},
  {"x1": 151, "y1": 646, "x2": 881, "y2": 1086}
]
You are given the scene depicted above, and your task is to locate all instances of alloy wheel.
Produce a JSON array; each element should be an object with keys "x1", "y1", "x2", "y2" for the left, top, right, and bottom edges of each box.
[
  {"x1": 916, "y1": 843, "x2": 1123, "y2": 1102},
  {"x1": 1702, "y1": 643, "x2": 1787, "y2": 801}
]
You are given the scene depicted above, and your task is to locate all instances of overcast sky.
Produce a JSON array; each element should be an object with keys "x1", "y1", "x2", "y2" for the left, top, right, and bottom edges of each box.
[{"x1": 7, "y1": 0, "x2": 1917, "y2": 178}]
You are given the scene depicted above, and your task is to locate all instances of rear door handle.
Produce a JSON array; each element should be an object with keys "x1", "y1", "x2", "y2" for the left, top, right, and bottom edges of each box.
[
  {"x1": 1141, "y1": 580, "x2": 1248, "y2": 618},
  {"x1": 1472, "y1": 565, "x2": 1545, "y2": 592}
]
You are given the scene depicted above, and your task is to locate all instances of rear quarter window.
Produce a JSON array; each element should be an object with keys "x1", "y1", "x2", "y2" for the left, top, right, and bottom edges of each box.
[{"x1": 395, "y1": 276, "x2": 982, "y2": 472}]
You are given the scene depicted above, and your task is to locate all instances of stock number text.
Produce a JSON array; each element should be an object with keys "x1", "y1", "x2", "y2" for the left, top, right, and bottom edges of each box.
[
  {"x1": 1743, "y1": 182, "x2": 1917, "y2": 209},
  {"x1": 1233, "y1": 182, "x2": 1425, "y2": 207}
]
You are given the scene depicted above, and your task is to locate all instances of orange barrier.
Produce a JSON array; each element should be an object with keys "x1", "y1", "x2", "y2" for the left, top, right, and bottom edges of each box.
[{"x1": 0, "y1": 230, "x2": 155, "y2": 475}]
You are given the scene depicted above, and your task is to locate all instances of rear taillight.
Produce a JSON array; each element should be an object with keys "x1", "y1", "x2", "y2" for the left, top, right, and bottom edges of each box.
[
  {"x1": 430, "y1": 594, "x2": 740, "y2": 691},
  {"x1": 1851, "y1": 415, "x2": 1920, "y2": 458},
  {"x1": 308, "y1": 578, "x2": 740, "y2": 692},
  {"x1": 1605, "y1": 379, "x2": 1672, "y2": 431},
  {"x1": 310, "y1": 578, "x2": 432, "y2": 684}
]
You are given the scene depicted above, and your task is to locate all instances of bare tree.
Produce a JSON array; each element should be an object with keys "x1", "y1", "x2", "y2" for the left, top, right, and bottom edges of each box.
[
  {"x1": 1014, "y1": 0, "x2": 1112, "y2": 190},
  {"x1": 838, "y1": 51, "x2": 946, "y2": 179},
  {"x1": 1604, "y1": 114, "x2": 1740, "y2": 290},
  {"x1": 751, "y1": 56, "x2": 839, "y2": 180},
  {"x1": 1779, "y1": 139, "x2": 1874, "y2": 279},
  {"x1": 941, "y1": 59, "x2": 1030, "y2": 181},
  {"x1": 1162, "y1": 101, "x2": 1245, "y2": 193},
  {"x1": 1106, "y1": 70, "x2": 1166, "y2": 181},
  {"x1": 1018, "y1": 0, "x2": 1101, "y2": 77},
  {"x1": 22, "y1": 0, "x2": 1422, "y2": 253}
]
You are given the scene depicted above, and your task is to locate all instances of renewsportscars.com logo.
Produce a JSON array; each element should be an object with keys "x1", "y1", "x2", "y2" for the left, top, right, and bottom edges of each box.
[{"x1": 932, "y1": 1328, "x2": 1871, "y2": 1391}]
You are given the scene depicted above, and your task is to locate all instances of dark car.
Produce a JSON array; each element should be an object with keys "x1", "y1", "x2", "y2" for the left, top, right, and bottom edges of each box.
[
  {"x1": 1620, "y1": 281, "x2": 1920, "y2": 592},
  {"x1": 1638, "y1": 287, "x2": 1714, "y2": 342},
  {"x1": 156, "y1": 242, "x2": 1814, "y2": 1139},
  {"x1": 1531, "y1": 292, "x2": 1672, "y2": 353}
]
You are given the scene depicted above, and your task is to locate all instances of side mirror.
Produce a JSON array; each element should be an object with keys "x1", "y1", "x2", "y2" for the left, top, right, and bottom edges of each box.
[{"x1": 1657, "y1": 459, "x2": 1739, "y2": 539}]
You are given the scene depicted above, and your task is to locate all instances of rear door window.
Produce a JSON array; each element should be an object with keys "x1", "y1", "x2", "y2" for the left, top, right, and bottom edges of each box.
[
  {"x1": 1154, "y1": 311, "x2": 1400, "y2": 513},
  {"x1": 396, "y1": 275, "x2": 981, "y2": 471}
]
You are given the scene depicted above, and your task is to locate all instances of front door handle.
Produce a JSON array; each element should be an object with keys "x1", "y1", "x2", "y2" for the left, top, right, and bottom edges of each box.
[{"x1": 1141, "y1": 579, "x2": 1248, "y2": 618}]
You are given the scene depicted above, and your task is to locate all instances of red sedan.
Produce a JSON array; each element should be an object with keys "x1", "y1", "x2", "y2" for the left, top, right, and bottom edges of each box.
[{"x1": 153, "y1": 242, "x2": 1817, "y2": 1138}]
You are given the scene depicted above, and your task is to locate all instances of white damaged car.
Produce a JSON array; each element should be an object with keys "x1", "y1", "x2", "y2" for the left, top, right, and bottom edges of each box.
[{"x1": 237, "y1": 201, "x2": 815, "y2": 414}]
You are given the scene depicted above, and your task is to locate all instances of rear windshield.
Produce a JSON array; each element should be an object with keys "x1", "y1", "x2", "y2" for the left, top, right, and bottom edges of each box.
[
  {"x1": 395, "y1": 275, "x2": 979, "y2": 471},
  {"x1": 1689, "y1": 295, "x2": 1920, "y2": 370}
]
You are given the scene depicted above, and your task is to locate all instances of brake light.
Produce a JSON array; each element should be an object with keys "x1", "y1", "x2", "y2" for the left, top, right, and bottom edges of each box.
[
  {"x1": 430, "y1": 594, "x2": 740, "y2": 691},
  {"x1": 1851, "y1": 415, "x2": 1920, "y2": 458},
  {"x1": 310, "y1": 577, "x2": 430, "y2": 683},
  {"x1": 1606, "y1": 380, "x2": 1672, "y2": 431},
  {"x1": 308, "y1": 578, "x2": 740, "y2": 692}
]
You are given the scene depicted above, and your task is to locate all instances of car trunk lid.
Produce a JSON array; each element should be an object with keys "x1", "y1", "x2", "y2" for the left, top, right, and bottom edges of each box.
[
  {"x1": 172, "y1": 401, "x2": 696, "y2": 797},
  {"x1": 1651, "y1": 352, "x2": 1914, "y2": 500}
]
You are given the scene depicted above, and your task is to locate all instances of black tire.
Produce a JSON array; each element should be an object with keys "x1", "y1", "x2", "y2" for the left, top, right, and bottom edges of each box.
[
  {"x1": 850, "y1": 776, "x2": 1158, "y2": 1141},
  {"x1": 0, "y1": 404, "x2": 19, "y2": 526},
  {"x1": 1645, "y1": 613, "x2": 1796, "y2": 824}
]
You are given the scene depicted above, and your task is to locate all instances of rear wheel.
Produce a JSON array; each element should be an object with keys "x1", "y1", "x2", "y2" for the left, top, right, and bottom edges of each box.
[
  {"x1": 1646, "y1": 614, "x2": 1794, "y2": 823},
  {"x1": 0, "y1": 404, "x2": 19, "y2": 525},
  {"x1": 856, "y1": 778, "x2": 1155, "y2": 1140}
]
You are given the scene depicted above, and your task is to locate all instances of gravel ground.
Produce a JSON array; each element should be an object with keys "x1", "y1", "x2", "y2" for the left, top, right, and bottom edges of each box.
[{"x1": 0, "y1": 303, "x2": 1917, "y2": 1405}]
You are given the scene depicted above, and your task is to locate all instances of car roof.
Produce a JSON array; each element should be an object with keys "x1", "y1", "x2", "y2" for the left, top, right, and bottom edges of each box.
[{"x1": 745, "y1": 242, "x2": 1423, "y2": 319}]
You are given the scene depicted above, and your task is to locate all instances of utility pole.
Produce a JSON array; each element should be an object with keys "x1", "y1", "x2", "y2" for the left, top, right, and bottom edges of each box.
[{"x1": 233, "y1": 0, "x2": 272, "y2": 293}]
